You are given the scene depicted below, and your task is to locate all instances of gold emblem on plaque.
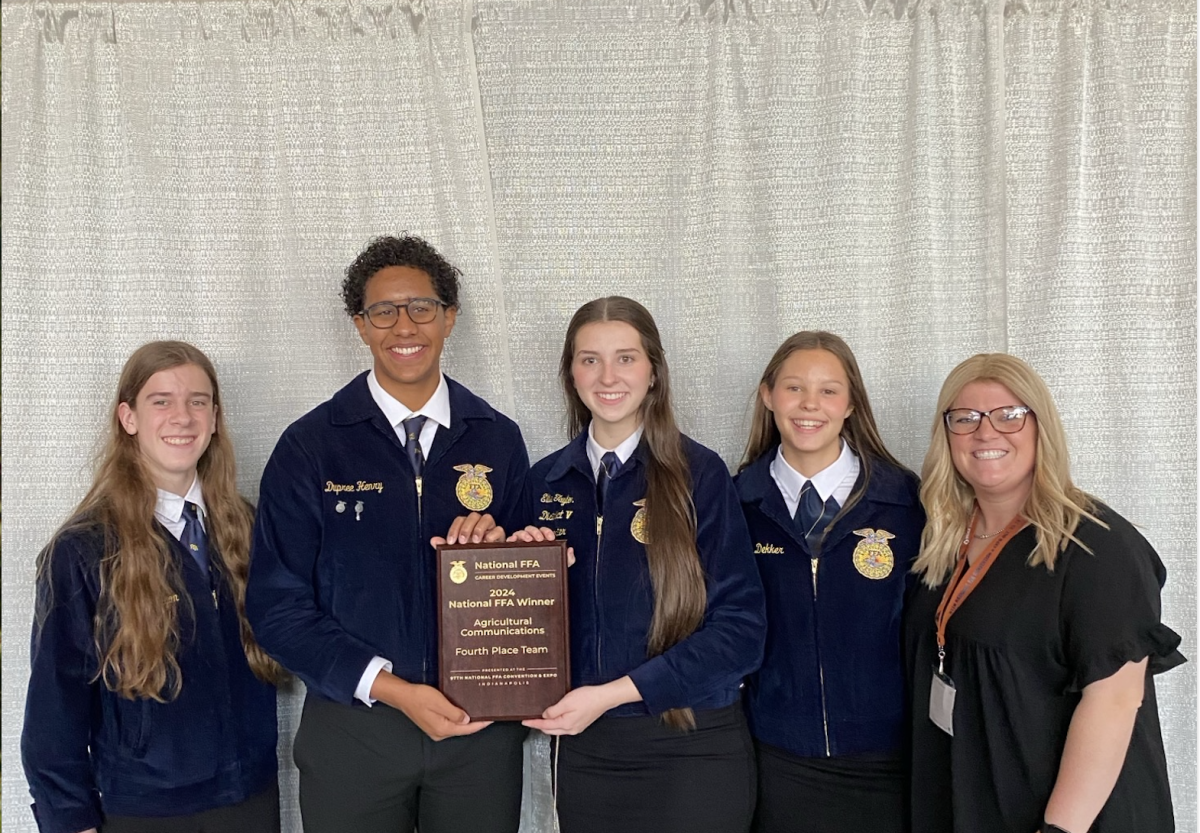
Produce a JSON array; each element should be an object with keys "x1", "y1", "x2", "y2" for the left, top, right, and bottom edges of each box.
[
  {"x1": 852, "y1": 528, "x2": 895, "y2": 579},
  {"x1": 630, "y1": 499, "x2": 648, "y2": 544},
  {"x1": 453, "y1": 464, "x2": 494, "y2": 511},
  {"x1": 449, "y1": 560, "x2": 468, "y2": 585}
]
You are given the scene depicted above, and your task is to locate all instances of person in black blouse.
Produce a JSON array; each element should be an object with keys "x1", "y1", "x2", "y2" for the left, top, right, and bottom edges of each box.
[{"x1": 906, "y1": 353, "x2": 1183, "y2": 833}]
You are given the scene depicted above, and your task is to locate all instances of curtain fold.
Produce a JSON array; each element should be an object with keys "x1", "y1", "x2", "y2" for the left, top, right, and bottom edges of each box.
[{"x1": 2, "y1": 1, "x2": 1193, "y2": 830}]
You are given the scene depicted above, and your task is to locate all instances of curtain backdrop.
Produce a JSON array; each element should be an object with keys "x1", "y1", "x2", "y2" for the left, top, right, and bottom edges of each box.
[{"x1": 2, "y1": 1, "x2": 1194, "y2": 830}]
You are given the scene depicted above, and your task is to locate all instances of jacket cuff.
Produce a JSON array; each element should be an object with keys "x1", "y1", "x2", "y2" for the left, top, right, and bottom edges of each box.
[
  {"x1": 628, "y1": 656, "x2": 687, "y2": 715},
  {"x1": 32, "y1": 799, "x2": 102, "y2": 833},
  {"x1": 323, "y1": 645, "x2": 382, "y2": 705}
]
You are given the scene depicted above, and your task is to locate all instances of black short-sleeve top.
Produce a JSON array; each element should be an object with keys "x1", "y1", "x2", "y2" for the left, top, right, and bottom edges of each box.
[{"x1": 904, "y1": 504, "x2": 1184, "y2": 833}]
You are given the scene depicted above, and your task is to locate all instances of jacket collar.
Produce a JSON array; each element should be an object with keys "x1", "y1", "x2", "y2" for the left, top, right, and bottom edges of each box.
[
  {"x1": 546, "y1": 430, "x2": 647, "y2": 485},
  {"x1": 737, "y1": 445, "x2": 916, "y2": 551},
  {"x1": 328, "y1": 371, "x2": 496, "y2": 462}
]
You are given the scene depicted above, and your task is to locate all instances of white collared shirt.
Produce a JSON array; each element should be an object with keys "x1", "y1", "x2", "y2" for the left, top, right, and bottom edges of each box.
[
  {"x1": 366, "y1": 370, "x2": 451, "y2": 455},
  {"x1": 155, "y1": 476, "x2": 207, "y2": 542},
  {"x1": 770, "y1": 440, "x2": 861, "y2": 518},
  {"x1": 586, "y1": 422, "x2": 645, "y2": 479},
  {"x1": 357, "y1": 371, "x2": 453, "y2": 707}
]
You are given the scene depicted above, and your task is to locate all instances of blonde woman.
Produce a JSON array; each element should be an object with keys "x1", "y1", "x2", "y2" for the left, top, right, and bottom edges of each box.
[
  {"x1": 906, "y1": 353, "x2": 1182, "y2": 833},
  {"x1": 21, "y1": 341, "x2": 284, "y2": 833}
]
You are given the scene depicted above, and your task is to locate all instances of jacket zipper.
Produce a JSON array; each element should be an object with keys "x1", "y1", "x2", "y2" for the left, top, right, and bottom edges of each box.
[
  {"x1": 594, "y1": 514, "x2": 604, "y2": 674},
  {"x1": 417, "y1": 473, "x2": 426, "y2": 681},
  {"x1": 811, "y1": 556, "x2": 831, "y2": 757}
]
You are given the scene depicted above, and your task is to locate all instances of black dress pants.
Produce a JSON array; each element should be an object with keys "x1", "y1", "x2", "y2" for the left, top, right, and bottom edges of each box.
[{"x1": 293, "y1": 692, "x2": 527, "y2": 833}]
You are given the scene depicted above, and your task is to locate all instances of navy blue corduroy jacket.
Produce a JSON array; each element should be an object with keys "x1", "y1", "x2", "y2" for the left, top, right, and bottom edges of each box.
[
  {"x1": 735, "y1": 450, "x2": 924, "y2": 757},
  {"x1": 22, "y1": 525, "x2": 278, "y2": 833},
  {"x1": 525, "y1": 432, "x2": 765, "y2": 717},
  {"x1": 247, "y1": 373, "x2": 529, "y2": 704}
]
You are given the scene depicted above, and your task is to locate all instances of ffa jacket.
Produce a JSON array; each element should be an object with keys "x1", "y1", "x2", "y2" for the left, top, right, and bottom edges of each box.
[
  {"x1": 526, "y1": 432, "x2": 765, "y2": 718},
  {"x1": 22, "y1": 525, "x2": 277, "y2": 833},
  {"x1": 247, "y1": 373, "x2": 529, "y2": 704},
  {"x1": 735, "y1": 450, "x2": 923, "y2": 758}
]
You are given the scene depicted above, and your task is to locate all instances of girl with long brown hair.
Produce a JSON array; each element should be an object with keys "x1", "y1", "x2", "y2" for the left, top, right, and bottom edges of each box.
[
  {"x1": 508, "y1": 297, "x2": 765, "y2": 833},
  {"x1": 734, "y1": 332, "x2": 923, "y2": 833},
  {"x1": 21, "y1": 341, "x2": 284, "y2": 833}
]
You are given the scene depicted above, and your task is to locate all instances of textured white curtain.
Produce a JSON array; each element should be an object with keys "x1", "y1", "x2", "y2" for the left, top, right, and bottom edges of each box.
[{"x1": 2, "y1": 1, "x2": 1194, "y2": 831}]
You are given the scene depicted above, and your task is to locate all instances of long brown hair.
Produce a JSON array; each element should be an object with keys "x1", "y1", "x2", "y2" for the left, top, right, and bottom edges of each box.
[
  {"x1": 560, "y1": 297, "x2": 706, "y2": 730},
  {"x1": 37, "y1": 341, "x2": 284, "y2": 700},
  {"x1": 913, "y1": 353, "x2": 1102, "y2": 587},
  {"x1": 739, "y1": 332, "x2": 906, "y2": 548}
]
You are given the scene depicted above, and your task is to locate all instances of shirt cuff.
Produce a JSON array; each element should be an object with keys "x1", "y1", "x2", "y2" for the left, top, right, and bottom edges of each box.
[{"x1": 354, "y1": 656, "x2": 392, "y2": 706}]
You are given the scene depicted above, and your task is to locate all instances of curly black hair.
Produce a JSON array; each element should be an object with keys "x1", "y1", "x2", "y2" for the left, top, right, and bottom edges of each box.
[{"x1": 341, "y1": 234, "x2": 462, "y2": 318}]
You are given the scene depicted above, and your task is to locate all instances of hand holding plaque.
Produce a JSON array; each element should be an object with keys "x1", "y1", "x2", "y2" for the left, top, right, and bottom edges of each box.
[{"x1": 436, "y1": 540, "x2": 570, "y2": 720}]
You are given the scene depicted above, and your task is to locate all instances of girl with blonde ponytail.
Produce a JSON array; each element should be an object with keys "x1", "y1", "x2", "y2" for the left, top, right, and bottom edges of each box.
[
  {"x1": 22, "y1": 341, "x2": 284, "y2": 833},
  {"x1": 509, "y1": 297, "x2": 766, "y2": 833}
]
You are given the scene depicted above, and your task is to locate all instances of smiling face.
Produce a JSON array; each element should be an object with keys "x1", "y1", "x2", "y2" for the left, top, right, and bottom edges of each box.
[
  {"x1": 761, "y1": 348, "x2": 854, "y2": 477},
  {"x1": 117, "y1": 363, "x2": 217, "y2": 496},
  {"x1": 354, "y1": 265, "x2": 457, "y2": 410},
  {"x1": 570, "y1": 320, "x2": 654, "y2": 448},
  {"x1": 947, "y1": 380, "x2": 1038, "y2": 507}
]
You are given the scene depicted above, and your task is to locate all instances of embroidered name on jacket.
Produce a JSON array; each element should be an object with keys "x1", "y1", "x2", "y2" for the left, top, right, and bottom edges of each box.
[{"x1": 325, "y1": 480, "x2": 385, "y2": 494}]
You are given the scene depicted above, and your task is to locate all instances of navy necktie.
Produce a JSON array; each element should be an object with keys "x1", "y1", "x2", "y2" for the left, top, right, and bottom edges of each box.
[
  {"x1": 180, "y1": 502, "x2": 209, "y2": 573},
  {"x1": 596, "y1": 451, "x2": 622, "y2": 516},
  {"x1": 796, "y1": 481, "x2": 839, "y2": 550},
  {"x1": 403, "y1": 415, "x2": 428, "y2": 476}
]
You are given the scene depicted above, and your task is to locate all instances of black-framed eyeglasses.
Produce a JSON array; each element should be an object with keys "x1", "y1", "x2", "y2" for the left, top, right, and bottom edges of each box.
[
  {"x1": 944, "y1": 405, "x2": 1034, "y2": 435},
  {"x1": 358, "y1": 298, "x2": 447, "y2": 328}
]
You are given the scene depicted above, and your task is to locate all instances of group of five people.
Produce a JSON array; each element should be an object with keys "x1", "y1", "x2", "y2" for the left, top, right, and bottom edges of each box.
[{"x1": 22, "y1": 235, "x2": 1182, "y2": 833}]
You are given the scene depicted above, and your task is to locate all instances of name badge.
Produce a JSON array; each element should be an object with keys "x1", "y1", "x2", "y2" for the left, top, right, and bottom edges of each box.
[{"x1": 929, "y1": 666, "x2": 956, "y2": 736}]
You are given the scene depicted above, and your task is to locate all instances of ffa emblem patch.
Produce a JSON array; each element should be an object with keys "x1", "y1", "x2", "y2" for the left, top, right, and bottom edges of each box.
[
  {"x1": 852, "y1": 528, "x2": 895, "y2": 579},
  {"x1": 630, "y1": 499, "x2": 648, "y2": 544},
  {"x1": 453, "y1": 464, "x2": 494, "y2": 512},
  {"x1": 449, "y1": 560, "x2": 468, "y2": 585}
]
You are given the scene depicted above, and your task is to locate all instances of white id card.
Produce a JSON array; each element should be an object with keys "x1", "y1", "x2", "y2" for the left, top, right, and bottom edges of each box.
[{"x1": 929, "y1": 667, "x2": 956, "y2": 736}]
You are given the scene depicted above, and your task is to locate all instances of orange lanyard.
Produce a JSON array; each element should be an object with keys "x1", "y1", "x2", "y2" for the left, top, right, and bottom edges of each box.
[{"x1": 934, "y1": 509, "x2": 1027, "y2": 673}]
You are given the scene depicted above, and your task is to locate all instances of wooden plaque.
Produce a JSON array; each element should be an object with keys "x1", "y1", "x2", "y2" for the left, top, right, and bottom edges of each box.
[{"x1": 437, "y1": 540, "x2": 570, "y2": 720}]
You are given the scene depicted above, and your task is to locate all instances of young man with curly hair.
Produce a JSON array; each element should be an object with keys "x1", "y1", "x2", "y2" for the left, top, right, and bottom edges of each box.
[{"x1": 248, "y1": 235, "x2": 529, "y2": 833}]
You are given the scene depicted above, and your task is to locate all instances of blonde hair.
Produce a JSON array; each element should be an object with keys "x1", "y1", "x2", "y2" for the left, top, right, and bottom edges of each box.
[
  {"x1": 913, "y1": 353, "x2": 1104, "y2": 587},
  {"x1": 37, "y1": 341, "x2": 285, "y2": 700}
]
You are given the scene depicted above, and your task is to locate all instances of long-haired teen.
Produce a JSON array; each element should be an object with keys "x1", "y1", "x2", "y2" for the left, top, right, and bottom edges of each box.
[
  {"x1": 21, "y1": 341, "x2": 284, "y2": 833},
  {"x1": 734, "y1": 332, "x2": 923, "y2": 833},
  {"x1": 510, "y1": 297, "x2": 766, "y2": 833}
]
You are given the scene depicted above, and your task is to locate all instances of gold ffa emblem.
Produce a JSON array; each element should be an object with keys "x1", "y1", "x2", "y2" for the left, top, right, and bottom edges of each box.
[
  {"x1": 453, "y1": 464, "x2": 494, "y2": 512},
  {"x1": 852, "y1": 528, "x2": 895, "y2": 579},
  {"x1": 630, "y1": 499, "x2": 648, "y2": 544},
  {"x1": 449, "y1": 560, "x2": 468, "y2": 585}
]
